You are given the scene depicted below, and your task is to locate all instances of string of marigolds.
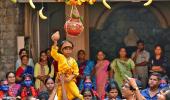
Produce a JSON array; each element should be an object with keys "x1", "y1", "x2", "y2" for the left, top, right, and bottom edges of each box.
[
  {"x1": 11, "y1": 0, "x2": 152, "y2": 20},
  {"x1": 9, "y1": 0, "x2": 153, "y2": 37},
  {"x1": 10, "y1": 0, "x2": 153, "y2": 20}
]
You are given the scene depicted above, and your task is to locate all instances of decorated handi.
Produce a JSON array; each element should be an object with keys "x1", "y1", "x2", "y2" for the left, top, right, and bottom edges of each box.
[{"x1": 64, "y1": 6, "x2": 84, "y2": 36}]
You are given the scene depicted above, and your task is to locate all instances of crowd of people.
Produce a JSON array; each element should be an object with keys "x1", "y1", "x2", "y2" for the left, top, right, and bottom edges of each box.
[{"x1": 0, "y1": 31, "x2": 170, "y2": 100}]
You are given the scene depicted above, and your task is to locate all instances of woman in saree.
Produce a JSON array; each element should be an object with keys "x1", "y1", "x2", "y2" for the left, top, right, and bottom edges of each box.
[
  {"x1": 110, "y1": 47, "x2": 135, "y2": 89},
  {"x1": 34, "y1": 51, "x2": 54, "y2": 92},
  {"x1": 94, "y1": 50, "x2": 110, "y2": 99},
  {"x1": 51, "y1": 31, "x2": 83, "y2": 100},
  {"x1": 77, "y1": 50, "x2": 95, "y2": 91},
  {"x1": 16, "y1": 55, "x2": 34, "y2": 83}
]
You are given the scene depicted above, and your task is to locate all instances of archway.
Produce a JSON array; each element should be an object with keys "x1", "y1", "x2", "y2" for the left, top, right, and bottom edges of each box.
[{"x1": 89, "y1": 3, "x2": 170, "y2": 60}]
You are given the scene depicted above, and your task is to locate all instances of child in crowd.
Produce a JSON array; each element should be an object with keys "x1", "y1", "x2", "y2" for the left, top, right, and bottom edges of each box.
[
  {"x1": 17, "y1": 74, "x2": 37, "y2": 99},
  {"x1": 105, "y1": 81, "x2": 121, "y2": 100}
]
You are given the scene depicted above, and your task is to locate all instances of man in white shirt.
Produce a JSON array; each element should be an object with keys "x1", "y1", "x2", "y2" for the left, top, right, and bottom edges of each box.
[{"x1": 131, "y1": 40, "x2": 150, "y2": 88}]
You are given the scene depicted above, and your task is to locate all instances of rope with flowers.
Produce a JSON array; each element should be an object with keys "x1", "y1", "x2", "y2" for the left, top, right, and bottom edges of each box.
[{"x1": 10, "y1": 0, "x2": 153, "y2": 9}]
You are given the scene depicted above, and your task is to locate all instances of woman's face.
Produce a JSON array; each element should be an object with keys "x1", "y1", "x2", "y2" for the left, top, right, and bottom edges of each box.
[
  {"x1": 155, "y1": 46, "x2": 162, "y2": 55},
  {"x1": 83, "y1": 91, "x2": 93, "y2": 100},
  {"x1": 97, "y1": 51, "x2": 105, "y2": 61},
  {"x1": 46, "y1": 79, "x2": 55, "y2": 91},
  {"x1": 119, "y1": 48, "x2": 127, "y2": 58},
  {"x1": 7, "y1": 73, "x2": 16, "y2": 84},
  {"x1": 40, "y1": 52, "x2": 48, "y2": 61},
  {"x1": 78, "y1": 51, "x2": 86, "y2": 60},
  {"x1": 21, "y1": 56, "x2": 29, "y2": 65},
  {"x1": 109, "y1": 89, "x2": 118, "y2": 99}
]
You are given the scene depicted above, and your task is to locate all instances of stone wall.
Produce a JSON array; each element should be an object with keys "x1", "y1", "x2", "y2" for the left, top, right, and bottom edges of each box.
[
  {"x1": 89, "y1": 2, "x2": 170, "y2": 60},
  {"x1": 0, "y1": 0, "x2": 24, "y2": 79}
]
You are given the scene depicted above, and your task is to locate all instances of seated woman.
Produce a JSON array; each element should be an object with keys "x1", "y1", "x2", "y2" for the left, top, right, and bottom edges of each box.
[
  {"x1": 16, "y1": 55, "x2": 34, "y2": 83},
  {"x1": 6, "y1": 71, "x2": 20, "y2": 97},
  {"x1": 51, "y1": 31, "x2": 83, "y2": 100},
  {"x1": 38, "y1": 78, "x2": 55, "y2": 100},
  {"x1": 17, "y1": 74, "x2": 37, "y2": 99},
  {"x1": 16, "y1": 48, "x2": 34, "y2": 70},
  {"x1": 34, "y1": 51, "x2": 54, "y2": 92},
  {"x1": 39, "y1": 76, "x2": 67, "y2": 100}
]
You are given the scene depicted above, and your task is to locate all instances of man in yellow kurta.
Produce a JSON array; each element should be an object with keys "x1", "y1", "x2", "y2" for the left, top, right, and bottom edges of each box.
[{"x1": 51, "y1": 31, "x2": 83, "y2": 100}]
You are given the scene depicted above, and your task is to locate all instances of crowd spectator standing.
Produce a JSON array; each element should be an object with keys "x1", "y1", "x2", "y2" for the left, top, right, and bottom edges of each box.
[
  {"x1": 131, "y1": 40, "x2": 150, "y2": 88},
  {"x1": 110, "y1": 47, "x2": 135, "y2": 89},
  {"x1": 94, "y1": 50, "x2": 110, "y2": 99}
]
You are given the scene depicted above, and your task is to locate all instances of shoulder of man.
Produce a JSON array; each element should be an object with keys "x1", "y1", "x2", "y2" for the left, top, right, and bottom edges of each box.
[{"x1": 141, "y1": 88, "x2": 150, "y2": 96}]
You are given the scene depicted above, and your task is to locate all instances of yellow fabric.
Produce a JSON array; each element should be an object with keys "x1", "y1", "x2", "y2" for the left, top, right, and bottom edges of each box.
[
  {"x1": 34, "y1": 63, "x2": 54, "y2": 90},
  {"x1": 51, "y1": 46, "x2": 83, "y2": 100}
]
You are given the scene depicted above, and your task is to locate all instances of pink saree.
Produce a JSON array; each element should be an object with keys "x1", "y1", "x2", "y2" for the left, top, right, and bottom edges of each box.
[{"x1": 95, "y1": 60, "x2": 110, "y2": 99}]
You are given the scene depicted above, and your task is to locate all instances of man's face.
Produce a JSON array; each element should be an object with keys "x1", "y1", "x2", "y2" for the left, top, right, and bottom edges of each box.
[
  {"x1": 148, "y1": 75, "x2": 160, "y2": 88},
  {"x1": 121, "y1": 83, "x2": 133, "y2": 98},
  {"x1": 137, "y1": 43, "x2": 144, "y2": 51}
]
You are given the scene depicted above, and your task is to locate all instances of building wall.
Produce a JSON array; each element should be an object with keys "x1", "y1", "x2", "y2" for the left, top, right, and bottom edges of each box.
[
  {"x1": 89, "y1": 2, "x2": 170, "y2": 60},
  {"x1": 89, "y1": 2, "x2": 170, "y2": 28},
  {"x1": 0, "y1": 0, "x2": 24, "y2": 79}
]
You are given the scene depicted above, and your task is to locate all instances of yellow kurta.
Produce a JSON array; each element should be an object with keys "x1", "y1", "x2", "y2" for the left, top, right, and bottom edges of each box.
[
  {"x1": 34, "y1": 63, "x2": 54, "y2": 91},
  {"x1": 51, "y1": 46, "x2": 83, "y2": 100}
]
